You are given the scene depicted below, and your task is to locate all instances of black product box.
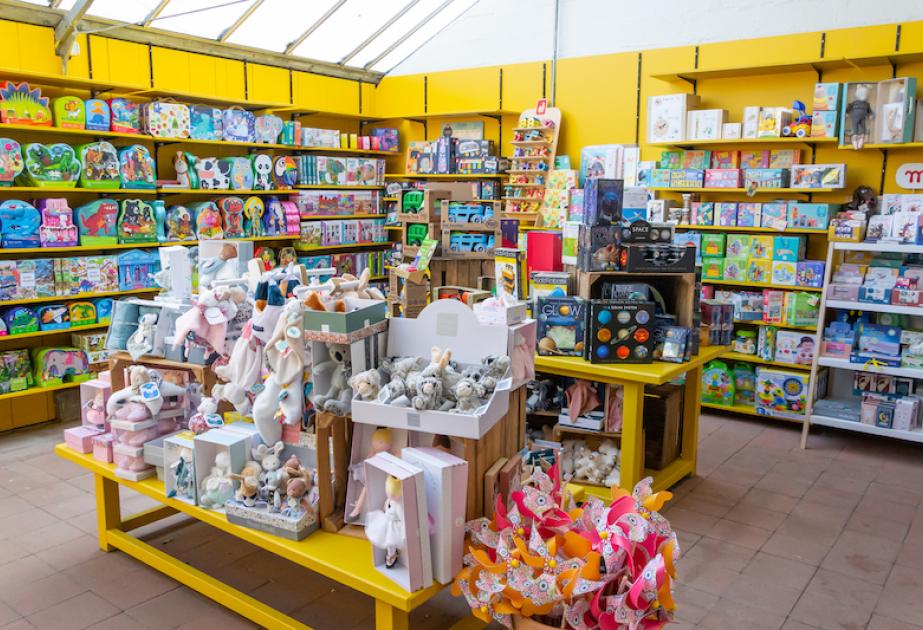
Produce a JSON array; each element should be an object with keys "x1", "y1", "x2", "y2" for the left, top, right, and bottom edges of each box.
[
  {"x1": 583, "y1": 178, "x2": 624, "y2": 226},
  {"x1": 618, "y1": 220, "x2": 675, "y2": 244},
  {"x1": 619, "y1": 244, "x2": 696, "y2": 273},
  {"x1": 456, "y1": 139, "x2": 495, "y2": 158},
  {"x1": 585, "y1": 299, "x2": 655, "y2": 364},
  {"x1": 577, "y1": 224, "x2": 620, "y2": 271}
]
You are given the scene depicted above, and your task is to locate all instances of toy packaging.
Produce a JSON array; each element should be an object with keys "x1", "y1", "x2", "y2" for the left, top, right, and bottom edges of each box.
[
  {"x1": 37, "y1": 304, "x2": 69, "y2": 331},
  {"x1": 791, "y1": 164, "x2": 846, "y2": 188},
  {"x1": 225, "y1": 157, "x2": 254, "y2": 191},
  {"x1": 273, "y1": 156, "x2": 298, "y2": 189},
  {"x1": 733, "y1": 363, "x2": 756, "y2": 405},
  {"x1": 582, "y1": 178, "x2": 623, "y2": 226},
  {"x1": 141, "y1": 101, "x2": 191, "y2": 139},
  {"x1": 669, "y1": 169, "x2": 704, "y2": 188},
  {"x1": 52, "y1": 96, "x2": 85, "y2": 129},
  {"x1": 77, "y1": 142, "x2": 121, "y2": 189},
  {"x1": 760, "y1": 203, "x2": 787, "y2": 229},
  {"x1": 38, "y1": 198, "x2": 78, "y2": 247},
  {"x1": 646, "y1": 93, "x2": 700, "y2": 143},
  {"x1": 117, "y1": 199, "x2": 160, "y2": 243},
  {"x1": 711, "y1": 150, "x2": 740, "y2": 169},
  {"x1": 536, "y1": 296, "x2": 586, "y2": 356},
  {"x1": 218, "y1": 197, "x2": 245, "y2": 238},
  {"x1": 108, "y1": 98, "x2": 140, "y2": 133},
  {"x1": 740, "y1": 150, "x2": 770, "y2": 169},
  {"x1": 165, "y1": 204, "x2": 197, "y2": 241},
  {"x1": 749, "y1": 235, "x2": 774, "y2": 259},
  {"x1": 748, "y1": 259, "x2": 771, "y2": 283},
  {"x1": 797, "y1": 261, "x2": 825, "y2": 288},
  {"x1": 704, "y1": 169, "x2": 742, "y2": 188},
  {"x1": 4, "y1": 307, "x2": 38, "y2": 335},
  {"x1": 723, "y1": 257, "x2": 748, "y2": 281},
  {"x1": 682, "y1": 150, "x2": 711, "y2": 170},
  {"x1": 775, "y1": 331, "x2": 816, "y2": 365},
  {"x1": 691, "y1": 202, "x2": 714, "y2": 225},
  {"x1": 700, "y1": 233, "x2": 726, "y2": 257},
  {"x1": 725, "y1": 234, "x2": 751, "y2": 258},
  {"x1": 0, "y1": 200, "x2": 41, "y2": 247},
  {"x1": 814, "y1": 82, "x2": 842, "y2": 111},
  {"x1": 769, "y1": 149, "x2": 801, "y2": 168},
  {"x1": 812, "y1": 110, "x2": 839, "y2": 138},
  {"x1": 193, "y1": 201, "x2": 224, "y2": 239},
  {"x1": 118, "y1": 145, "x2": 156, "y2": 189},
  {"x1": 190, "y1": 105, "x2": 223, "y2": 140},
  {"x1": 0, "y1": 349, "x2": 33, "y2": 392},
  {"x1": 84, "y1": 99, "x2": 111, "y2": 132},
  {"x1": 736, "y1": 202, "x2": 761, "y2": 227},
  {"x1": 787, "y1": 203, "x2": 833, "y2": 229},
  {"x1": 784, "y1": 292, "x2": 819, "y2": 327},
  {"x1": 0, "y1": 82, "x2": 52, "y2": 125},
  {"x1": 19, "y1": 143, "x2": 80, "y2": 187},
  {"x1": 254, "y1": 115, "x2": 283, "y2": 144},
  {"x1": 756, "y1": 367, "x2": 808, "y2": 418},
  {"x1": 716, "y1": 202, "x2": 738, "y2": 226},
  {"x1": 772, "y1": 235, "x2": 805, "y2": 261},
  {"x1": 31, "y1": 347, "x2": 90, "y2": 387},
  {"x1": 585, "y1": 299, "x2": 655, "y2": 363},
  {"x1": 702, "y1": 360, "x2": 734, "y2": 405},
  {"x1": 223, "y1": 108, "x2": 256, "y2": 142},
  {"x1": 0, "y1": 138, "x2": 24, "y2": 185},
  {"x1": 68, "y1": 302, "x2": 97, "y2": 329},
  {"x1": 702, "y1": 258, "x2": 725, "y2": 280},
  {"x1": 744, "y1": 168, "x2": 789, "y2": 189}
]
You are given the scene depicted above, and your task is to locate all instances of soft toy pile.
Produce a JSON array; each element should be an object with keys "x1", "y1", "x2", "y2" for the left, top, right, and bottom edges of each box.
[
  {"x1": 560, "y1": 438, "x2": 621, "y2": 487},
  {"x1": 349, "y1": 346, "x2": 511, "y2": 414}
]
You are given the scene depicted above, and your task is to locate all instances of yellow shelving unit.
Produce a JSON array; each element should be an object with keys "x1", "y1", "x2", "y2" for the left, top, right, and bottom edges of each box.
[
  {"x1": 0, "y1": 323, "x2": 107, "y2": 343},
  {"x1": 733, "y1": 319, "x2": 818, "y2": 332},
  {"x1": 294, "y1": 184, "x2": 385, "y2": 190},
  {"x1": 649, "y1": 187, "x2": 837, "y2": 194},
  {"x1": 702, "y1": 401, "x2": 801, "y2": 423},
  {"x1": 648, "y1": 137, "x2": 839, "y2": 148},
  {"x1": 0, "y1": 186, "x2": 157, "y2": 194},
  {"x1": 723, "y1": 351, "x2": 813, "y2": 371},
  {"x1": 704, "y1": 279, "x2": 823, "y2": 292},
  {"x1": 3, "y1": 288, "x2": 158, "y2": 308},
  {"x1": 294, "y1": 242, "x2": 392, "y2": 253},
  {"x1": 674, "y1": 224, "x2": 826, "y2": 235},
  {"x1": 384, "y1": 173, "x2": 504, "y2": 180},
  {"x1": 0, "y1": 381, "x2": 85, "y2": 402}
]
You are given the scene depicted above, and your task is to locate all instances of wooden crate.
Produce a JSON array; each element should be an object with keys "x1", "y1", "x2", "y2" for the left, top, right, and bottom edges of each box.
[
  {"x1": 315, "y1": 412, "x2": 353, "y2": 533},
  {"x1": 643, "y1": 385, "x2": 683, "y2": 471},
  {"x1": 428, "y1": 258, "x2": 494, "y2": 288},
  {"x1": 397, "y1": 190, "x2": 449, "y2": 223},
  {"x1": 108, "y1": 351, "x2": 218, "y2": 395},
  {"x1": 387, "y1": 268, "x2": 430, "y2": 318},
  {"x1": 576, "y1": 271, "x2": 698, "y2": 328}
]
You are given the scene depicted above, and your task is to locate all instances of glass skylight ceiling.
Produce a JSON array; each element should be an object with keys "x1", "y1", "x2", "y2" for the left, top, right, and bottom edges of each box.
[{"x1": 31, "y1": 0, "x2": 478, "y2": 74}]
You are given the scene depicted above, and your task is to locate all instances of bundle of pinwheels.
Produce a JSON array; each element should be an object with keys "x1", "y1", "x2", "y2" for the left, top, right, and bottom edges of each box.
[{"x1": 452, "y1": 466, "x2": 679, "y2": 629}]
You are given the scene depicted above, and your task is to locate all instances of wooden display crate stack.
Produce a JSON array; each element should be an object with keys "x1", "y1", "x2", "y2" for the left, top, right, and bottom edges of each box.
[
  {"x1": 387, "y1": 267, "x2": 431, "y2": 318},
  {"x1": 397, "y1": 190, "x2": 450, "y2": 259},
  {"x1": 440, "y1": 199, "x2": 502, "y2": 260}
]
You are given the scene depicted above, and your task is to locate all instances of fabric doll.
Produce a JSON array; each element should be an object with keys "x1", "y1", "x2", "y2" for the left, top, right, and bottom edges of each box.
[
  {"x1": 126, "y1": 312, "x2": 158, "y2": 360},
  {"x1": 846, "y1": 84, "x2": 874, "y2": 149},
  {"x1": 365, "y1": 475, "x2": 406, "y2": 569},
  {"x1": 167, "y1": 447, "x2": 195, "y2": 500},
  {"x1": 349, "y1": 428, "x2": 393, "y2": 520},
  {"x1": 565, "y1": 380, "x2": 600, "y2": 422}
]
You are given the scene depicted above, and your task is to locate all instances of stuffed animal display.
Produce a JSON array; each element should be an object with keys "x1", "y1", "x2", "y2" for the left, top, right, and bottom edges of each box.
[
  {"x1": 370, "y1": 346, "x2": 511, "y2": 415},
  {"x1": 302, "y1": 268, "x2": 385, "y2": 313},
  {"x1": 560, "y1": 438, "x2": 620, "y2": 487}
]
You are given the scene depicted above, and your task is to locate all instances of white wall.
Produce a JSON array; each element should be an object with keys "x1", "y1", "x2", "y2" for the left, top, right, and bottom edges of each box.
[{"x1": 390, "y1": 0, "x2": 923, "y2": 74}]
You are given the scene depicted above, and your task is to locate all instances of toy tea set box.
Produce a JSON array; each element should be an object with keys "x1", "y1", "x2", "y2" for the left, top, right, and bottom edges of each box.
[{"x1": 351, "y1": 299, "x2": 513, "y2": 440}]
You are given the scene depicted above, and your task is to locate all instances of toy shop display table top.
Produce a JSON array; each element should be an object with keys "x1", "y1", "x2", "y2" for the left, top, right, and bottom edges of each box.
[
  {"x1": 53, "y1": 444, "x2": 453, "y2": 630},
  {"x1": 535, "y1": 345, "x2": 728, "y2": 497}
]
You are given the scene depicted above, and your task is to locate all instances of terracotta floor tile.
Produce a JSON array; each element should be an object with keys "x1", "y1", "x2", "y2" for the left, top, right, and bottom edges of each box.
[
  {"x1": 709, "y1": 463, "x2": 763, "y2": 487},
  {"x1": 867, "y1": 613, "x2": 923, "y2": 630},
  {"x1": 34, "y1": 536, "x2": 101, "y2": 573},
  {"x1": 723, "y1": 502, "x2": 787, "y2": 530},
  {"x1": 670, "y1": 495, "x2": 734, "y2": 518},
  {"x1": 738, "y1": 487, "x2": 800, "y2": 514},
  {"x1": 854, "y1": 494, "x2": 918, "y2": 525},
  {"x1": 821, "y1": 529, "x2": 901, "y2": 585},
  {"x1": 762, "y1": 532, "x2": 833, "y2": 566},
  {"x1": 673, "y1": 583, "x2": 720, "y2": 624},
  {"x1": 845, "y1": 510, "x2": 909, "y2": 542},
  {"x1": 87, "y1": 613, "x2": 151, "y2": 630},
  {"x1": 754, "y1": 473, "x2": 812, "y2": 498},
  {"x1": 800, "y1": 484, "x2": 863, "y2": 511},
  {"x1": 721, "y1": 572, "x2": 803, "y2": 615},
  {"x1": 706, "y1": 518, "x2": 773, "y2": 550},
  {"x1": 742, "y1": 552, "x2": 817, "y2": 591},
  {"x1": 10, "y1": 521, "x2": 86, "y2": 555},
  {"x1": 866, "y1": 481, "x2": 923, "y2": 507},
  {"x1": 0, "y1": 573, "x2": 87, "y2": 617},
  {"x1": 680, "y1": 536, "x2": 756, "y2": 573},
  {"x1": 90, "y1": 567, "x2": 178, "y2": 611},
  {"x1": 0, "y1": 556, "x2": 58, "y2": 590},
  {"x1": 124, "y1": 588, "x2": 218, "y2": 628},
  {"x1": 662, "y1": 507, "x2": 720, "y2": 536},
  {"x1": 62, "y1": 552, "x2": 144, "y2": 592},
  {"x1": 877, "y1": 564, "x2": 923, "y2": 626},
  {"x1": 699, "y1": 598, "x2": 787, "y2": 630},
  {"x1": 0, "y1": 602, "x2": 20, "y2": 628},
  {"x1": 789, "y1": 568, "x2": 881, "y2": 630},
  {"x1": 25, "y1": 592, "x2": 119, "y2": 630}
]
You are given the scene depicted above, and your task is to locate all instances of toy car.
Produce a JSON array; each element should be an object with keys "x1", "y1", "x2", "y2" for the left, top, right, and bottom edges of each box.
[
  {"x1": 401, "y1": 190, "x2": 424, "y2": 214},
  {"x1": 446, "y1": 202, "x2": 494, "y2": 223},
  {"x1": 449, "y1": 232, "x2": 495, "y2": 252},
  {"x1": 782, "y1": 100, "x2": 812, "y2": 138}
]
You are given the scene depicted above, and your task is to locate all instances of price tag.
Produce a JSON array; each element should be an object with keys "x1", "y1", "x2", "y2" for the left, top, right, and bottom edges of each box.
[
  {"x1": 86, "y1": 264, "x2": 101, "y2": 283},
  {"x1": 19, "y1": 272, "x2": 35, "y2": 288}
]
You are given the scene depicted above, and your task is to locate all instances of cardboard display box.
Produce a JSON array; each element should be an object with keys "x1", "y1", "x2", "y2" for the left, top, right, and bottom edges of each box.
[
  {"x1": 302, "y1": 297, "x2": 386, "y2": 334},
  {"x1": 398, "y1": 190, "x2": 450, "y2": 223}
]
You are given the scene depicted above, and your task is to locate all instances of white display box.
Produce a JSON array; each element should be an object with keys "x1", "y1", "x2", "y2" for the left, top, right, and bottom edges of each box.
[
  {"x1": 351, "y1": 300, "x2": 512, "y2": 439},
  {"x1": 164, "y1": 431, "x2": 197, "y2": 505},
  {"x1": 193, "y1": 428, "x2": 248, "y2": 509},
  {"x1": 364, "y1": 452, "x2": 433, "y2": 592},
  {"x1": 722, "y1": 122, "x2": 742, "y2": 139},
  {"x1": 646, "y1": 93, "x2": 700, "y2": 143},
  {"x1": 742, "y1": 106, "x2": 760, "y2": 138},
  {"x1": 401, "y1": 447, "x2": 467, "y2": 585},
  {"x1": 686, "y1": 109, "x2": 726, "y2": 140},
  {"x1": 222, "y1": 420, "x2": 264, "y2": 452},
  {"x1": 345, "y1": 424, "x2": 411, "y2": 526},
  {"x1": 558, "y1": 411, "x2": 605, "y2": 431}
]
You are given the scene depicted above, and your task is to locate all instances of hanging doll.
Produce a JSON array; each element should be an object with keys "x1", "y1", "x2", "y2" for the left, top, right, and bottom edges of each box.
[
  {"x1": 168, "y1": 447, "x2": 195, "y2": 500},
  {"x1": 172, "y1": 285, "x2": 246, "y2": 356},
  {"x1": 365, "y1": 475, "x2": 406, "y2": 569},
  {"x1": 846, "y1": 84, "x2": 874, "y2": 149},
  {"x1": 349, "y1": 427, "x2": 393, "y2": 520}
]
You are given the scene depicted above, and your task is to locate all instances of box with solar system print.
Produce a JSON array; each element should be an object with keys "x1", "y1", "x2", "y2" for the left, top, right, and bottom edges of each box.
[
  {"x1": 617, "y1": 220, "x2": 675, "y2": 244},
  {"x1": 585, "y1": 299, "x2": 655, "y2": 364}
]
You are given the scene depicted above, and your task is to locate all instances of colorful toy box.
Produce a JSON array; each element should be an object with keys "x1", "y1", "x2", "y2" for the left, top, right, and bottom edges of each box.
[
  {"x1": 68, "y1": 302, "x2": 97, "y2": 328},
  {"x1": 193, "y1": 201, "x2": 223, "y2": 239},
  {"x1": 704, "y1": 169, "x2": 742, "y2": 188},
  {"x1": 760, "y1": 203, "x2": 787, "y2": 229},
  {"x1": 84, "y1": 99, "x2": 110, "y2": 132},
  {"x1": 117, "y1": 249, "x2": 160, "y2": 290},
  {"x1": 52, "y1": 96, "x2": 85, "y2": 129},
  {"x1": 75, "y1": 199, "x2": 118, "y2": 246},
  {"x1": 748, "y1": 259, "x2": 771, "y2": 283},
  {"x1": 723, "y1": 257, "x2": 748, "y2": 281},
  {"x1": 77, "y1": 141, "x2": 121, "y2": 189},
  {"x1": 791, "y1": 164, "x2": 846, "y2": 189},
  {"x1": 0, "y1": 199, "x2": 41, "y2": 247},
  {"x1": 223, "y1": 108, "x2": 255, "y2": 142},
  {"x1": 715, "y1": 202, "x2": 738, "y2": 227},
  {"x1": 0, "y1": 138, "x2": 23, "y2": 185},
  {"x1": 787, "y1": 203, "x2": 832, "y2": 229},
  {"x1": 700, "y1": 233, "x2": 725, "y2": 257},
  {"x1": 31, "y1": 347, "x2": 90, "y2": 387},
  {"x1": 254, "y1": 115, "x2": 283, "y2": 144},
  {"x1": 37, "y1": 304, "x2": 69, "y2": 331},
  {"x1": 3, "y1": 307, "x2": 38, "y2": 335},
  {"x1": 19, "y1": 143, "x2": 80, "y2": 187},
  {"x1": 669, "y1": 169, "x2": 704, "y2": 188},
  {"x1": 797, "y1": 261, "x2": 825, "y2": 288},
  {"x1": 118, "y1": 145, "x2": 156, "y2": 189},
  {"x1": 702, "y1": 258, "x2": 725, "y2": 280},
  {"x1": 702, "y1": 360, "x2": 734, "y2": 405},
  {"x1": 585, "y1": 300, "x2": 655, "y2": 363},
  {"x1": 775, "y1": 331, "x2": 816, "y2": 365},
  {"x1": 749, "y1": 235, "x2": 773, "y2": 259},
  {"x1": 0, "y1": 349, "x2": 32, "y2": 392},
  {"x1": 0, "y1": 82, "x2": 52, "y2": 125},
  {"x1": 744, "y1": 168, "x2": 789, "y2": 189},
  {"x1": 108, "y1": 98, "x2": 140, "y2": 134},
  {"x1": 38, "y1": 198, "x2": 78, "y2": 246},
  {"x1": 772, "y1": 236, "x2": 805, "y2": 261},
  {"x1": 273, "y1": 156, "x2": 297, "y2": 189},
  {"x1": 691, "y1": 202, "x2": 714, "y2": 225},
  {"x1": 740, "y1": 150, "x2": 770, "y2": 169},
  {"x1": 536, "y1": 296, "x2": 586, "y2": 356},
  {"x1": 756, "y1": 367, "x2": 809, "y2": 418},
  {"x1": 682, "y1": 150, "x2": 711, "y2": 170},
  {"x1": 814, "y1": 82, "x2": 842, "y2": 111},
  {"x1": 16, "y1": 258, "x2": 55, "y2": 299},
  {"x1": 768, "y1": 149, "x2": 801, "y2": 168},
  {"x1": 711, "y1": 151, "x2": 740, "y2": 169},
  {"x1": 190, "y1": 105, "x2": 223, "y2": 140},
  {"x1": 771, "y1": 261, "x2": 797, "y2": 286},
  {"x1": 736, "y1": 202, "x2": 761, "y2": 228},
  {"x1": 141, "y1": 101, "x2": 190, "y2": 139},
  {"x1": 117, "y1": 199, "x2": 160, "y2": 243},
  {"x1": 784, "y1": 292, "x2": 820, "y2": 327},
  {"x1": 811, "y1": 110, "x2": 838, "y2": 139},
  {"x1": 223, "y1": 157, "x2": 253, "y2": 191},
  {"x1": 725, "y1": 234, "x2": 751, "y2": 258}
]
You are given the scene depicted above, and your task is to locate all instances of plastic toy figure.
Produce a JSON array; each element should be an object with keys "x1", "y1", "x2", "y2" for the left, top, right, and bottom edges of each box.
[
  {"x1": 782, "y1": 100, "x2": 812, "y2": 138},
  {"x1": 846, "y1": 84, "x2": 874, "y2": 149}
]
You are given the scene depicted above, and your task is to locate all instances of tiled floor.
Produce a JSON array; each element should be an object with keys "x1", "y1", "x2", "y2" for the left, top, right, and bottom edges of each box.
[{"x1": 2, "y1": 414, "x2": 923, "y2": 629}]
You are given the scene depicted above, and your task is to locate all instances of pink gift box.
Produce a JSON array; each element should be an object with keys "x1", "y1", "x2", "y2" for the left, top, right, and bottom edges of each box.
[
  {"x1": 80, "y1": 379, "x2": 111, "y2": 430},
  {"x1": 65, "y1": 426, "x2": 102, "y2": 454},
  {"x1": 96, "y1": 370, "x2": 111, "y2": 384},
  {"x1": 113, "y1": 443, "x2": 152, "y2": 473},
  {"x1": 704, "y1": 168, "x2": 742, "y2": 188},
  {"x1": 93, "y1": 433, "x2": 114, "y2": 463}
]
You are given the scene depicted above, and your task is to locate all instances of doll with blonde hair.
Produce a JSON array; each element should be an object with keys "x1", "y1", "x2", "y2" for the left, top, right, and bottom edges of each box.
[
  {"x1": 365, "y1": 475, "x2": 405, "y2": 568},
  {"x1": 349, "y1": 427, "x2": 394, "y2": 519}
]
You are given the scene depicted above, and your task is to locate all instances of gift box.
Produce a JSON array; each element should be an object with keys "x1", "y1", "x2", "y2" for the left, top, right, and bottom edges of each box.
[
  {"x1": 736, "y1": 202, "x2": 761, "y2": 228},
  {"x1": 726, "y1": 234, "x2": 752, "y2": 258},
  {"x1": 749, "y1": 235, "x2": 774, "y2": 259},
  {"x1": 787, "y1": 203, "x2": 833, "y2": 229},
  {"x1": 691, "y1": 202, "x2": 714, "y2": 226},
  {"x1": 92, "y1": 433, "x2": 114, "y2": 463},
  {"x1": 771, "y1": 261, "x2": 797, "y2": 286},
  {"x1": 669, "y1": 168, "x2": 704, "y2": 188},
  {"x1": 715, "y1": 202, "x2": 738, "y2": 227},
  {"x1": 744, "y1": 168, "x2": 789, "y2": 189},
  {"x1": 704, "y1": 168, "x2": 742, "y2": 188},
  {"x1": 701, "y1": 233, "x2": 726, "y2": 257},
  {"x1": 811, "y1": 110, "x2": 839, "y2": 138},
  {"x1": 64, "y1": 426, "x2": 101, "y2": 454},
  {"x1": 797, "y1": 261, "x2": 825, "y2": 288},
  {"x1": 760, "y1": 203, "x2": 788, "y2": 229},
  {"x1": 772, "y1": 236, "x2": 806, "y2": 261}
]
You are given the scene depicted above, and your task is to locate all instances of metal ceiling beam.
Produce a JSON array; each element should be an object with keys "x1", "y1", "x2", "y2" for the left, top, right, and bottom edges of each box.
[
  {"x1": 54, "y1": 0, "x2": 93, "y2": 72},
  {"x1": 142, "y1": 0, "x2": 172, "y2": 28},
  {"x1": 218, "y1": 0, "x2": 262, "y2": 42},
  {"x1": 0, "y1": 0, "x2": 383, "y2": 83},
  {"x1": 283, "y1": 0, "x2": 347, "y2": 55},
  {"x1": 49, "y1": 0, "x2": 64, "y2": 7},
  {"x1": 338, "y1": 0, "x2": 419, "y2": 66},
  {"x1": 363, "y1": 0, "x2": 453, "y2": 70}
]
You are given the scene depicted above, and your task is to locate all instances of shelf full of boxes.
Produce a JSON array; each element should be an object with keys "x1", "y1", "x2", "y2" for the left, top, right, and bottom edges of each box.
[
  {"x1": 646, "y1": 83, "x2": 852, "y2": 422},
  {"x1": 0, "y1": 73, "x2": 402, "y2": 428}
]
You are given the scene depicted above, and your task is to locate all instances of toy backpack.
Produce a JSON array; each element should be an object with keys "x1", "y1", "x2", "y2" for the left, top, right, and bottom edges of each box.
[
  {"x1": 173, "y1": 151, "x2": 199, "y2": 189},
  {"x1": 251, "y1": 154, "x2": 272, "y2": 190},
  {"x1": 84, "y1": 99, "x2": 111, "y2": 132},
  {"x1": 222, "y1": 107, "x2": 255, "y2": 142},
  {"x1": 108, "y1": 98, "x2": 140, "y2": 134},
  {"x1": 272, "y1": 155, "x2": 297, "y2": 189},
  {"x1": 263, "y1": 197, "x2": 285, "y2": 235},
  {"x1": 19, "y1": 143, "x2": 80, "y2": 187},
  {"x1": 0, "y1": 81, "x2": 52, "y2": 125},
  {"x1": 141, "y1": 100, "x2": 190, "y2": 139},
  {"x1": 118, "y1": 145, "x2": 156, "y2": 189},
  {"x1": 77, "y1": 141, "x2": 120, "y2": 189},
  {"x1": 193, "y1": 201, "x2": 223, "y2": 239},
  {"x1": 0, "y1": 199, "x2": 40, "y2": 247},
  {"x1": 117, "y1": 199, "x2": 159, "y2": 243},
  {"x1": 0, "y1": 138, "x2": 23, "y2": 185},
  {"x1": 165, "y1": 204, "x2": 197, "y2": 241},
  {"x1": 190, "y1": 105, "x2": 223, "y2": 140},
  {"x1": 3, "y1": 306, "x2": 38, "y2": 335},
  {"x1": 37, "y1": 304, "x2": 70, "y2": 330},
  {"x1": 52, "y1": 96, "x2": 85, "y2": 129},
  {"x1": 37, "y1": 198, "x2": 79, "y2": 247},
  {"x1": 702, "y1": 360, "x2": 735, "y2": 406},
  {"x1": 76, "y1": 199, "x2": 119, "y2": 246},
  {"x1": 94, "y1": 298, "x2": 114, "y2": 323},
  {"x1": 218, "y1": 197, "x2": 245, "y2": 238},
  {"x1": 69, "y1": 302, "x2": 97, "y2": 328},
  {"x1": 243, "y1": 196, "x2": 264, "y2": 236},
  {"x1": 254, "y1": 115, "x2": 283, "y2": 144},
  {"x1": 195, "y1": 157, "x2": 231, "y2": 190}
]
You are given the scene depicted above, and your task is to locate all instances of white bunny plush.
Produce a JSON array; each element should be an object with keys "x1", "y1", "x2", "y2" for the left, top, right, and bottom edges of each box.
[{"x1": 252, "y1": 299, "x2": 306, "y2": 444}]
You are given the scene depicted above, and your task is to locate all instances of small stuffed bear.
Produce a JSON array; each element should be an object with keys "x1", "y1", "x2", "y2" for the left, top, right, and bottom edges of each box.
[
  {"x1": 187, "y1": 397, "x2": 221, "y2": 434},
  {"x1": 412, "y1": 376, "x2": 444, "y2": 411},
  {"x1": 348, "y1": 368, "x2": 381, "y2": 401},
  {"x1": 452, "y1": 377, "x2": 484, "y2": 414}
]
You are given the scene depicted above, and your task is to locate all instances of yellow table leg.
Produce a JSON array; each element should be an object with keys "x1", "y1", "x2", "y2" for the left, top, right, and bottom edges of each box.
[
  {"x1": 94, "y1": 473, "x2": 121, "y2": 552},
  {"x1": 682, "y1": 365, "x2": 703, "y2": 474},
  {"x1": 375, "y1": 599, "x2": 409, "y2": 630},
  {"x1": 618, "y1": 381, "x2": 646, "y2": 490}
]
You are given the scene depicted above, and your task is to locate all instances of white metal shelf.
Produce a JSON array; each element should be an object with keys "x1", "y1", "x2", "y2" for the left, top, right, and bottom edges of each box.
[
  {"x1": 810, "y1": 414, "x2": 923, "y2": 444},
  {"x1": 832, "y1": 242, "x2": 923, "y2": 254},
  {"x1": 825, "y1": 300, "x2": 923, "y2": 317},
  {"x1": 817, "y1": 356, "x2": 923, "y2": 379}
]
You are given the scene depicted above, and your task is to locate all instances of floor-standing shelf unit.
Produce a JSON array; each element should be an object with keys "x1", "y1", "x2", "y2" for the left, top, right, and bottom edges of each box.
[{"x1": 801, "y1": 241, "x2": 923, "y2": 446}]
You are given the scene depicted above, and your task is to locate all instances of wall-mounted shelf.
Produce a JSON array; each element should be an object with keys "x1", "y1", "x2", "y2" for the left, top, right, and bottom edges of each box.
[
  {"x1": 705, "y1": 279, "x2": 823, "y2": 292},
  {"x1": 733, "y1": 319, "x2": 818, "y2": 332},
  {"x1": 724, "y1": 351, "x2": 812, "y2": 371},
  {"x1": 648, "y1": 137, "x2": 838, "y2": 148},
  {"x1": 0, "y1": 187, "x2": 157, "y2": 194},
  {"x1": 384, "y1": 173, "x2": 504, "y2": 180},
  {"x1": 0, "y1": 323, "x2": 108, "y2": 343},
  {"x1": 673, "y1": 224, "x2": 826, "y2": 235},
  {"x1": 649, "y1": 187, "x2": 837, "y2": 194},
  {"x1": 294, "y1": 242, "x2": 392, "y2": 252},
  {"x1": 294, "y1": 184, "x2": 385, "y2": 190},
  {"x1": 3, "y1": 288, "x2": 157, "y2": 307}
]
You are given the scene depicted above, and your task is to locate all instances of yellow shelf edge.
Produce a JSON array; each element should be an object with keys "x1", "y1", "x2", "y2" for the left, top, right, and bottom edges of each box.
[
  {"x1": 384, "y1": 174, "x2": 504, "y2": 180},
  {"x1": 648, "y1": 137, "x2": 838, "y2": 148},
  {"x1": 0, "y1": 322, "x2": 108, "y2": 342},
  {"x1": 2, "y1": 288, "x2": 157, "y2": 307},
  {"x1": 703, "y1": 279, "x2": 823, "y2": 292},
  {"x1": 0, "y1": 381, "x2": 84, "y2": 401},
  {"x1": 723, "y1": 351, "x2": 813, "y2": 371},
  {"x1": 649, "y1": 187, "x2": 838, "y2": 194},
  {"x1": 733, "y1": 319, "x2": 818, "y2": 331},
  {"x1": 674, "y1": 224, "x2": 826, "y2": 234}
]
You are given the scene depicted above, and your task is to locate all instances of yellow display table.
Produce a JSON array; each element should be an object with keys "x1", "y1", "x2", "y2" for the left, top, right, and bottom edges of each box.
[
  {"x1": 53, "y1": 444, "x2": 472, "y2": 630},
  {"x1": 535, "y1": 345, "x2": 728, "y2": 497}
]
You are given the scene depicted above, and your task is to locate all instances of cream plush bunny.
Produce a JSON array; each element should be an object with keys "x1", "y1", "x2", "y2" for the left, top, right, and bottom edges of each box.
[{"x1": 252, "y1": 299, "x2": 306, "y2": 444}]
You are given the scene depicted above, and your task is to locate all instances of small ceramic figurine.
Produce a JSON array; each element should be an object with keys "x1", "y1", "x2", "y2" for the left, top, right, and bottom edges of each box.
[
  {"x1": 187, "y1": 397, "x2": 222, "y2": 434},
  {"x1": 349, "y1": 428, "x2": 393, "y2": 519},
  {"x1": 365, "y1": 475, "x2": 406, "y2": 569},
  {"x1": 199, "y1": 451, "x2": 235, "y2": 509},
  {"x1": 846, "y1": 84, "x2": 874, "y2": 149},
  {"x1": 126, "y1": 312, "x2": 158, "y2": 360},
  {"x1": 168, "y1": 447, "x2": 195, "y2": 500}
]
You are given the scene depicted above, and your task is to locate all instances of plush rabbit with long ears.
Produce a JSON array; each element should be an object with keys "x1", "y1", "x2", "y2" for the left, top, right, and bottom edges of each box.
[
  {"x1": 251, "y1": 298, "x2": 307, "y2": 444},
  {"x1": 213, "y1": 320, "x2": 264, "y2": 415}
]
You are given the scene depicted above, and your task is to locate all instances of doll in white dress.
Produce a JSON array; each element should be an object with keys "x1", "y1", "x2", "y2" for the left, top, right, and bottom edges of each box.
[
  {"x1": 365, "y1": 475, "x2": 405, "y2": 569},
  {"x1": 349, "y1": 428, "x2": 394, "y2": 519}
]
